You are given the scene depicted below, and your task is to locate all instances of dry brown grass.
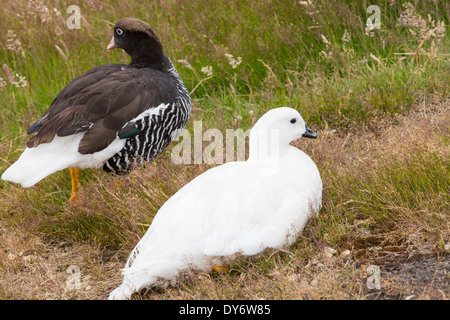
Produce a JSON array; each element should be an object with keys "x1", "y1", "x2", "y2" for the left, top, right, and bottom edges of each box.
[{"x1": 0, "y1": 99, "x2": 448, "y2": 300}]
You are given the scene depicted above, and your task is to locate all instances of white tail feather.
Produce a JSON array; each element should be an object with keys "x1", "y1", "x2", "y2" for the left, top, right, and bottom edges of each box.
[
  {"x1": 2, "y1": 145, "x2": 77, "y2": 187},
  {"x1": 108, "y1": 279, "x2": 136, "y2": 300},
  {"x1": 2, "y1": 134, "x2": 126, "y2": 187}
]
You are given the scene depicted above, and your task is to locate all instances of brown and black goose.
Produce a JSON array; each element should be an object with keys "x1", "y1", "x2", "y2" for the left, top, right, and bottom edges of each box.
[{"x1": 2, "y1": 18, "x2": 191, "y2": 202}]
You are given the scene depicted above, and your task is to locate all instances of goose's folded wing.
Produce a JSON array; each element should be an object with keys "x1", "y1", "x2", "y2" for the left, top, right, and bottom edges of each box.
[{"x1": 27, "y1": 65, "x2": 178, "y2": 154}]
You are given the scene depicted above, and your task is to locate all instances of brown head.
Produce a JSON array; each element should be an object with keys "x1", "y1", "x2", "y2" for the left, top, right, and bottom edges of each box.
[{"x1": 107, "y1": 18, "x2": 168, "y2": 70}]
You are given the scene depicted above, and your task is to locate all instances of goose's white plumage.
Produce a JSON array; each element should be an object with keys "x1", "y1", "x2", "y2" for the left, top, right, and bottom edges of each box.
[
  {"x1": 108, "y1": 107, "x2": 322, "y2": 300},
  {"x1": 1, "y1": 134, "x2": 126, "y2": 188}
]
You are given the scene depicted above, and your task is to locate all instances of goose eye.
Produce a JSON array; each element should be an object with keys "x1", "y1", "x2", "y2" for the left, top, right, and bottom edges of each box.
[
  {"x1": 116, "y1": 28, "x2": 123, "y2": 35},
  {"x1": 290, "y1": 118, "x2": 297, "y2": 124}
]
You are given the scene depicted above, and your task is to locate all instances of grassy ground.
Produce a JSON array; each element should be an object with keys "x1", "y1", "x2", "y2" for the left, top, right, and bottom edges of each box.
[{"x1": 0, "y1": 0, "x2": 449, "y2": 299}]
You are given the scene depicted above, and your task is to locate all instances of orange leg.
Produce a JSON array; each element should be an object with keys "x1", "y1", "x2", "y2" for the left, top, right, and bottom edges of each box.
[
  {"x1": 69, "y1": 167, "x2": 82, "y2": 203},
  {"x1": 212, "y1": 265, "x2": 228, "y2": 273}
]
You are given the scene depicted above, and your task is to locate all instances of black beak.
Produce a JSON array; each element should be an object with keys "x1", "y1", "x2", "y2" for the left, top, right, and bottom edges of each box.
[{"x1": 302, "y1": 124, "x2": 317, "y2": 139}]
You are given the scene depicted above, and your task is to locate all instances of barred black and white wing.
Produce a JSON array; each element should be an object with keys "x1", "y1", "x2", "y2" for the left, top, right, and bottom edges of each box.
[
  {"x1": 104, "y1": 60, "x2": 191, "y2": 173},
  {"x1": 103, "y1": 90, "x2": 190, "y2": 173}
]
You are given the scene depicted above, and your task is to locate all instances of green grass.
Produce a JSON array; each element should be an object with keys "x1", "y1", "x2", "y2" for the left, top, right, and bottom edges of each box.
[
  {"x1": 1, "y1": 0, "x2": 448, "y2": 136},
  {"x1": 0, "y1": 0, "x2": 449, "y2": 299}
]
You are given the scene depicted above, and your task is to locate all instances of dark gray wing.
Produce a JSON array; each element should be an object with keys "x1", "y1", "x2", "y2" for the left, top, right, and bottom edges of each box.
[{"x1": 27, "y1": 64, "x2": 178, "y2": 154}]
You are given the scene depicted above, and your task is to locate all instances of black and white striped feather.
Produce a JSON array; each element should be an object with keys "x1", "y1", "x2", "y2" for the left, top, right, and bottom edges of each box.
[{"x1": 104, "y1": 67, "x2": 190, "y2": 173}]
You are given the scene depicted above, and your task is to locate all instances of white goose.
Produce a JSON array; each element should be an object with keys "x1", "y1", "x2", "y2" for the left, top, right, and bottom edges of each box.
[{"x1": 108, "y1": 107, "x2": 322, "y2": 300}]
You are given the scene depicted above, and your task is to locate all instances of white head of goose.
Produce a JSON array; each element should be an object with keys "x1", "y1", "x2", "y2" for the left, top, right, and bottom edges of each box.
[{"x1": 1, "y1": 18, "x2": 191, "y2": 202}]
